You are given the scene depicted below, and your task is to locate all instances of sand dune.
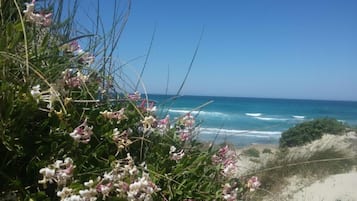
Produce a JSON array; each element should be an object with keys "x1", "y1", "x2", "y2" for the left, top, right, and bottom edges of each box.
[{"x1": 236, "y1": 131, "x2": 357, "y2": 201}]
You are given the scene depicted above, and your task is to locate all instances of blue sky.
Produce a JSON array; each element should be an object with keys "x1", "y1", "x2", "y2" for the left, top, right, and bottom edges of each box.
[{"x1": 77, "y1": 0, "x2": 357, "y2": 101}]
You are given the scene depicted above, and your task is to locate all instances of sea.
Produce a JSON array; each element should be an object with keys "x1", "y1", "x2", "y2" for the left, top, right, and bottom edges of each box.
[{"x1": 149, "y1": 94, "x2": 357, "y2": 147}]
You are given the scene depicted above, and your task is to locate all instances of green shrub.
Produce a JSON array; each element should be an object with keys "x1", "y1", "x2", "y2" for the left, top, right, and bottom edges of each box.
[
  {"x1": 243, "y1": 148, "x2": 260, "y2": 158},
  {"x1": 0, "y1": 1, "x2": 256, "y2": 200},
  {"x1": 279, "y1": 118, "x2": 346, "y2": 148},
  {"x1": 262, "y1": 148, "x2": 273, "y2": 154}
]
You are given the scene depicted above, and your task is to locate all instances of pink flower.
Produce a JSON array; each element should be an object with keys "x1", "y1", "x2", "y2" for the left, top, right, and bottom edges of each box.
[
  {"x1": 179, "y1": 132, "x2": 190, "y2": 142},
  {"x1": 62, "y1": 69, "x2": 89, "y2": 88},
  {"x1": 78, "y1": 52, "x2": 95, "y2": 65},
  {"x1": 182, "y1": 113, "x2": 195, "y2": 128},
  {"x1": 69, "y1": 118, "x2": 93, "y2": 143},
  {"x1": 39, "y1": 157, "x2": 75, "y2": 187},
  {"x1": 96, "y1": 182, "x2": 113, "y2": 199},
  {"x1": 219, "y1": 145, "x2": 229, "y2": 156},
  {"x1": 222, "y1": 183, "x2": 238, "y2": 201},
  {"x1": 67, "y1": 41, "x2": 80, "y2": 53},
  {"x1": 212, "y1": 145, "x2": 238, "y2": 178},
  {"x1": 139, "y1": 100, "x2": 156, "y2": 113},
  {"x1": 169, "y1": 146, "x2": 185, "y2": 162},
  {"x1": 100, "y1": 108, "x2": 128, "y2": 124},
  {"x1": 157, "y1": 115, "x2": 170, "y2": 134},
  {"x1": 128, "y1": 91, "x2": 141, "y2": 101},
  {"x1": 247, "y1": 176, "x2": 261, "y2": 191},
  {"x1": 23, "y1": 0, "x2": 52, "y2": 26}
]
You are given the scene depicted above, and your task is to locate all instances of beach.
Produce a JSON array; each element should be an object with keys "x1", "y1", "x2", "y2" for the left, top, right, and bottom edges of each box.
[
  {"x1": 235, "y1": 132, "x2": 357, "y2": 201},
  {"x1": 152, "y1": 94, "x2": 357, "y2": 146}
]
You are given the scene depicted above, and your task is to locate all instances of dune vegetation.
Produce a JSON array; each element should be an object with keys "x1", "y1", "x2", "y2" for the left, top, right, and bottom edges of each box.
[
  {"x1": 0, "y1": 1, "x2": 263, "y2": 200},
  {"x1": 2, "y1": 1, "x2": 357, "y2": 201}
]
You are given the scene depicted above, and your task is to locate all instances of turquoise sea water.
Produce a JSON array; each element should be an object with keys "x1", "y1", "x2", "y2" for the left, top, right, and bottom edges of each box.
[{"x1": 149, "y1": 94, "x2": 357, "y2": 146}]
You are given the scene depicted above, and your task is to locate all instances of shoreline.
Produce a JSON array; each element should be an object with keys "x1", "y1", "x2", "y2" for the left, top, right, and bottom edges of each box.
[{"x1": 197, "y1": 134, "x2": 280, "y2": 147}]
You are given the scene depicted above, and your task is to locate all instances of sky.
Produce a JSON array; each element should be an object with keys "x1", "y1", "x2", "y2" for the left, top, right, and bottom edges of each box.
[{"x1": 76, "y1": 0, "x2": 357, "y2": 101}]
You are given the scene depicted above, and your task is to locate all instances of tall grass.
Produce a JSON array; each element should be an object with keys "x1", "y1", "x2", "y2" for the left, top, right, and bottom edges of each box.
[{"x1": 0, "y1": 1, "x2": 256, "y2": 200}]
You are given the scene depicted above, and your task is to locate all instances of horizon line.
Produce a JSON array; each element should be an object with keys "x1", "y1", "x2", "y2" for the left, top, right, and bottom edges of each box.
[{"x1": 146, "y1": 93, "x2": 357, "y2": 103}]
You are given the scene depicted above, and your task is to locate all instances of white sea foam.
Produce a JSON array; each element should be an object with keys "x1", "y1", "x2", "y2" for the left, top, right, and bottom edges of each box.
[
  {"x1": 254, "y1": 117, "x2": 289, "y2": 121},
  {"x1": 245, "y1": 113, "x2": 262, "y2": 117},
  {"x1": 168, "y1": 109, "x2": 192, "y2": 114},
  {"x1": 199, "y1": 127, "x2": 281, "y2": 138},
  {"x1": 293, "y1": 115, "x2": 305, "y2": 119},
  {"x1": 338, "y1": 119, "x2": 346, "y2": 123},
  {"x1": 168, "y1": 109, "x2": 227, "y2": 117}
]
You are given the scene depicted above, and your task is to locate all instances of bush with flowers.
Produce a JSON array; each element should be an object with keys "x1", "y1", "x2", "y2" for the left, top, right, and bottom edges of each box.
[{"x1": 0, "y1": 0, "x2": 260, "y2": 200}]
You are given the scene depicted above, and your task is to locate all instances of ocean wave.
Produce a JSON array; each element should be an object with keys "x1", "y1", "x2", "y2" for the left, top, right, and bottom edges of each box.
[
  {"x1": 199, "y1": 127, "x2": 281, "y2": 138},
  {"x1": 293, "y1": 115, "x2": 305, "y2": 119},
  {"x1": 245, "y1": 113, "x2": 262, "y2": 117},
  {"x1": 168, "y1": 109, "x2": 192, "y2": 114},
  {"x1": 168, "y1": 109, "x2": 227, "y2": 117},
  {"x1": 254, "y1": 117, "x2": 289, "y2": 121}
]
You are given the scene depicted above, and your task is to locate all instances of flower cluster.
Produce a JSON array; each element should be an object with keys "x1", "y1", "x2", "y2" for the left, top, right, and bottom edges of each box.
[
  {"x1": 176, "y1": 113, "x2": 197, "y2": 142},
  {"x1": 69, "y1": 118, "x2": 93, "y2": 143},
  {"x1": 62, "y1": 40, "x2": 95, "y2": 65},
  {"x1": 222, "y1": 182, "x2": 238, "y2": 201},
  {"x1": 57, "y1": 185, "x2": 96, "y2": 201},
  {"x1": 127, "y1": 172, "x2": 161, "y2": 201},
  {"x1": 157, "y1": 115, "x2": 170, "y2": 134},
  {"x1": 100, "y1": 108, "x2": 128, "y2": 124},
  {"x1": 247, "y1": 176, "x2": 261, "y2": 192},
  {"x1": 40, "y1": 154, "x2": 160, "y2": 201},
  {"x1": 128, "y1": 91, "x2": 141, "y2": 101},
  {"x1": 169, "y1": 146, "x2": 185, "y2": 162},
  {"x1": 62, "y1": 69, "x2": 89, "y2": 88},
  {"x1": 212, "y1": 145, "x2": 238, "y2": 178},
  {"x1": 23, "y1": 0, "x2": 52, "y2": 27},
  {"x1": 38, "y1": 157, "x2": 75, "y2": 188},
  {"x1": 94, "y1": 154, "x2": 160, "y2": 200},
  {"x1": 139, "y1": 100, "x2": 157, "y2": 113},
  {"x1": 30, "y1": 84, "x2": 60, "y2": 111},
  {"x1": 141, "y1": 115, "x2": 156, "y2": 133},
  {"x1": 112, "y1": 128, "x2": 132, "y2": 154}
]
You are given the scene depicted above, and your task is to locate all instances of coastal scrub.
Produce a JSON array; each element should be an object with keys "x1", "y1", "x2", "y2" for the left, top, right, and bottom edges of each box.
[{"x1": 0, "y1": 1, "x2": 259, "y2": 200}]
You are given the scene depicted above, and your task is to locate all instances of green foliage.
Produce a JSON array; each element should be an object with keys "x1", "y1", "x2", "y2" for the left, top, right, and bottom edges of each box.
[
  {"x1": 279, "y1": 118, "x2": 347, "y2": 148},
  {"x1": 262, "y1": 148, "x2": 272, "y2": 154},
  {"x1": 243, "y1": 148, "x2": 260, "y2": 158},
  {"x1": 0, "y1": 1, "x2": 252, "y2": 200}
]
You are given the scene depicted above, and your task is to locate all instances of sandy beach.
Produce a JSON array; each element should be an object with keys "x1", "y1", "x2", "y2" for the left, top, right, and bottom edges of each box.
[{"x1": 235, "y1": 132, "x2": 357, "y2": 201}]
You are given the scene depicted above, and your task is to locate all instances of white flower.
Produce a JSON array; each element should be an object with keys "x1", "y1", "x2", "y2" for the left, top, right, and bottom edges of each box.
[
  {"x1": 63, "y1": 195, "x2": 83, "y2": 201},
  {"x1": 57, "y1": 187, "x2": 73, "y2": 200},
  {"x1": 96, "y1": 183, "x2": 112, "y2": 200},
  {"x1": 38, "y1": 167, "x2": 56, "y2": 184},
  {"x1": 23, "y1": 0, "x2": 52, "y2": 26},
  {"x1": 222, "y1": 183, "x2": 238, "y2": 201},
  {"x1": 222, "y1": 163, "x2": 237, "y2": 178},
  {"x1": 39, "y1": 157, "x2": 75, "y2": 188},
  {"x1": 69, "y1": 118, "x2": 93, "y2": 143},
  {"x1": 100, "y1": 108, "x2": 128, "y2": 124},
  {"x1": 103, "y1": 172, "x2": 113, "y2": 181},
  {"x1": 141, "y1": 116, "x2": 156, "y2": 133},
  {"x1": 84, "y1": 180, "x2": 94, "y2": 187},
  {"x1": 30, "y1": 85, "x2": 41, "y2": 102},
  {"x1": 40, "y1": 86, "x2": 60, "y2": 110},
  {"x1": 247, "y1": 176, "x2": 261, "y2": 191},
  {"x1": 169, "y1": 146, "x2": 176, "y2": 154},
  {"x1": 79, "y1": 189, "x2": 97, "y2": 200},
  {"x1": 169, "y1": 146, "x2": 185, "y2": 162}
]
